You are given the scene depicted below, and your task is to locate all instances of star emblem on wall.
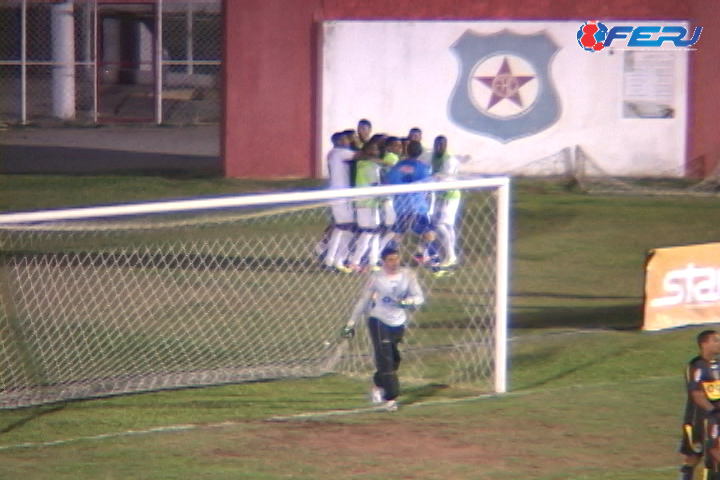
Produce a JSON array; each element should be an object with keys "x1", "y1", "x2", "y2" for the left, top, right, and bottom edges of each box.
[
  {"x1": 449, "y1": 29, "x2": 560, "y2": 141},
  {"x1": 474, "y1": 57, "x2": 536, "y2": 110}
]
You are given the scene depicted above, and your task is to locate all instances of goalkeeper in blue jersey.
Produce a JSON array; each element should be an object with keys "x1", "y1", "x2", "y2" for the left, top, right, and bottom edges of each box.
[
  {"x1": 384, "y1": 140, "x2": 440, "y2": 267},
  {"x1": 340, "y1": 247, "x2": 425, "y2": 412}
]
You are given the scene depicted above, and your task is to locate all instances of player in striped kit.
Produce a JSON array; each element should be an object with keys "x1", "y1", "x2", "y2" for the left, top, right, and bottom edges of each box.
[
  {"x1": 679, "y1": 330, "x2": 720, "y2": 480},
  {"x1": 341, "y1": 247, "x2": 425, "y2": 411}
]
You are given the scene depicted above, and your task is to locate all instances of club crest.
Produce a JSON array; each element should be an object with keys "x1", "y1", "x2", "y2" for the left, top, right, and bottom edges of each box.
[{"x1": 448, "y1": 30, "x2": 561, "y2": 143}]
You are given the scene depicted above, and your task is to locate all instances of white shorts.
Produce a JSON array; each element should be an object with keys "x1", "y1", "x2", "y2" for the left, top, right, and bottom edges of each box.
[
  {"x1": 437, "y1": 198, "x2": 460, "y2": 226},
  {"x1": 331, "y1": 200, "x2": 355, "y2": 225},
  {"x1": 355, "y1": 206, "x2": 380, "y2": 230}
]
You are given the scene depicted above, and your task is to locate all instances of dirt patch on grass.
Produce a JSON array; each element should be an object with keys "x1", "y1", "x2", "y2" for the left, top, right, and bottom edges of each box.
[
  {"x1": 199, "y1": 414, "x2": 671, "y2": 479},
  {"x1": 260, "y1": 422, "x2": 493, "y2": 462}
]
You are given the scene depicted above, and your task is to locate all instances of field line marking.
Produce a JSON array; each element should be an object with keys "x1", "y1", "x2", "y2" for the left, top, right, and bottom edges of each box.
[
  {"x1": 0, "y1": 424, "x2": 198, "y2": 451},
  {"x1": 0, "y1": 375, "x2": 678, "y2": 451},
  {"x1": 266, "y1": 374, "x2": 677, "y2": 421}
]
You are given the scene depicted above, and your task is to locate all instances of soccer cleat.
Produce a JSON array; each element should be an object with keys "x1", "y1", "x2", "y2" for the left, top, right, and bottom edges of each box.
[
  {"x1": 334, "y1": 263, "x2": 354, "y2": 274},
  {"x1": 432, "y1": 269, "x2": 452, "y2": 278},
  {"x1": 369, "y1": 386, "x2": 384, "y2": 405},
  {"x1": 323, "y1": 263, "x2": 345, "y2": 273},
  {"x1": 382, "y1": 400, "x2": 398, "y2": 412},
  {"x1": 439, "y1": 255, "x2": 458, "y2": 268}
]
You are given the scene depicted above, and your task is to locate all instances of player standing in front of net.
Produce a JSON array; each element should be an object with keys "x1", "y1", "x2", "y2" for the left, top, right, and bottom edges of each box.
[
  {"x1": 340, "y1": 247, "x2": 424, "y2": 412},
  {"x1": 679, "y1": 330, "x2": 720, "y2": 480}
]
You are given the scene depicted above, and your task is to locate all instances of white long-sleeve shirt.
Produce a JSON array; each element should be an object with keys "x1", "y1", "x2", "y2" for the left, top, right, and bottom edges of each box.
[
  {"x1": 327, "y1": 147, "x2": 355, "y2": 189},
  {"x1": 347, "y1": 268, "x2": 425, "y2": 327}
]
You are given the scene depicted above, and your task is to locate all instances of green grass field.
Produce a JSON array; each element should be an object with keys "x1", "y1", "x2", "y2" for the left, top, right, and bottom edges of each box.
[{"x1": 1, "y1": 175, "x2": 719, "y2": 479}]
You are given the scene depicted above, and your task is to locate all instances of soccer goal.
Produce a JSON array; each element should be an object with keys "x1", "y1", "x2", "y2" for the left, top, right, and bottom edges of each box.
[{"x1": 0, "y1": 176, "x2": 510, "y2": 408}]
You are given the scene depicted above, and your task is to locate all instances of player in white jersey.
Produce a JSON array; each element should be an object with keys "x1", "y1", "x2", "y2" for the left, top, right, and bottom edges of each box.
[
  {"x1": 323, "y1": 131, "x2": 357, "y2": 271},
  {"x1": 341, "y1": 247, "x2": 425, "y2": 411}
]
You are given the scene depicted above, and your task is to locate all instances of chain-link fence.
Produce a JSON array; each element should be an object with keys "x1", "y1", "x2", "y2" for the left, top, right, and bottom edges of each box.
[{"x1": 0, "y1": 0, "x2": 221, "y2": 126}]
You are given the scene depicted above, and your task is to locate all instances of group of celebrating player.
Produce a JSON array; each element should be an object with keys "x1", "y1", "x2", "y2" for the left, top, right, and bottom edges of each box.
[
  {"x1": 321, "y1": 118, "x2": 462, "y2": 277},
  {"x1": 322, "y1": 119, "x2": 466, "y2": 411}
]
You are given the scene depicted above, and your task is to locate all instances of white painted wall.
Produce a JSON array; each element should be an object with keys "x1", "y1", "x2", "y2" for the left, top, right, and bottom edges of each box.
[{"x1": 320, "y1": 21, "x2": 689, "y2": 177}]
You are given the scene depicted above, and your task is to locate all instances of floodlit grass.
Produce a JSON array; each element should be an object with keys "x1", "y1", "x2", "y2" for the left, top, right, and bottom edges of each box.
[{"x1": 1, "y1": 175, "x2": 720, "y2": 479}]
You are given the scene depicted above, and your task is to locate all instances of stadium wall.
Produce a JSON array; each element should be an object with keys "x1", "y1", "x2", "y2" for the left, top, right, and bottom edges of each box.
[
  {"x1": 222, "y1": 0, "x2": 719, "y2": 179},
  {"x1": 686, "y1": 0, "x2": 720, "y2": 178}
]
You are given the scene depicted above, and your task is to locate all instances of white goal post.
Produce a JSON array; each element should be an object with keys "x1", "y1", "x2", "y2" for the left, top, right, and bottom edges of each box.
[{"x1": 0, "y1": 176, "x2": 510, "y2": 408}]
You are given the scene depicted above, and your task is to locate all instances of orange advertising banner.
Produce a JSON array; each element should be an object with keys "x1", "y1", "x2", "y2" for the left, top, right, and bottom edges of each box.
[{"x1": 644, "y1": 242, "x2": 720, "y2": 331}]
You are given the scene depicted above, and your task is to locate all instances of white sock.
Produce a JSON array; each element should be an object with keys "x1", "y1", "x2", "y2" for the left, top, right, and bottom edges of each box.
[
  {"x1": 445, "y1": 224, "x2": 457, "y2": 259},
  {"x1": 350, "y1": 232, "x2": 373, "y2": 266},
  {"x1": 335, "y1": 230, "x2": 353, "y2": 265},
  {"x1": 369, "y1": 234, "x2": 379, "y2": 265},
  {"x1": 325, "y1": 228, "x2": 351, "y2": 266},
  {"x1": 437, "y1": 223, "x2": 457, "y2": 260}
]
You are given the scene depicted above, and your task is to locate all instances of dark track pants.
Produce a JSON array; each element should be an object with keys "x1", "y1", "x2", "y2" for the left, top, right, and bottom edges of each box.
[{"x1": 367, "y1": 316, "x2": 405, "y2": 401}]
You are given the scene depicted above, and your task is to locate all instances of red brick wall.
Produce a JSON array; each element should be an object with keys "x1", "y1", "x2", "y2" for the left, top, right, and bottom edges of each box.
[
  {"x1": 223, "y1": 0, "x2": 714, "y2": 178},
  {"x1": 686, "y1": 0, "x2": 720, "y2": 176},
  {"x1": 223, "y1": 0, "x2": 320, "y2": 177},
  {"x1": 320, "y1": 0, "x2": 690, "y2": 20}
]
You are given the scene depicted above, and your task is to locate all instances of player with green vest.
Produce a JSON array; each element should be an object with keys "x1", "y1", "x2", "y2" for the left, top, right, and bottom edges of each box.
[
  {"x1": 347, "y1": 140, "x2": 383, "y2": 272},
  {"x1": 378, "y1": 136, "x2": 402, "y2": 253},
  {"x1": 430, "y1": 135, "x2": 461, "y2": 268}
]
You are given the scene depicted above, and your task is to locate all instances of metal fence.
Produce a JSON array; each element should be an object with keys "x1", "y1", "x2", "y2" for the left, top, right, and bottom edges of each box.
[{"x1": 0, "y1": 0, "x2": 221, "y2": 125}]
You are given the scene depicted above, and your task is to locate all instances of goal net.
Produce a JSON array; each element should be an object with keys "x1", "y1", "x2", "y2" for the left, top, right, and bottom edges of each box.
[{"x1": 0, "y1": 177, "x2": 510, "y2": 409}]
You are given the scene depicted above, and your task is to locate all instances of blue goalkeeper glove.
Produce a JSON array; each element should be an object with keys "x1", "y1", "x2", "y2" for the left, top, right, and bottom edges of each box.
[{"x1": 340, "y1": 325, "x2": 355, "y2": 339}]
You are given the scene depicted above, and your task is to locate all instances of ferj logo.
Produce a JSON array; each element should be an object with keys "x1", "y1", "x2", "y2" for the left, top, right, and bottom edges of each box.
[
  {"x1": 576, "y1": 21, "x2": 702, "y2": 51},
  {"x1": 577, "y1": 21, "x2": 609, "y2": 51}
]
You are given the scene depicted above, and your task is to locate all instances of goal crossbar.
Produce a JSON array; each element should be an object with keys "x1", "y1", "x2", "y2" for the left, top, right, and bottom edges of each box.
[{"x1": 0, "y1": 177, "x2": 509, "y2": 225}]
